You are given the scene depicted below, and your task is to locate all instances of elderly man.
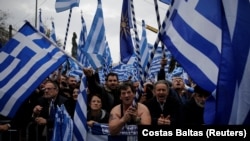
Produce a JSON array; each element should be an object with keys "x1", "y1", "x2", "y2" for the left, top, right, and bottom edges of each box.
[
  {"x1": 145, "y1": 80, "x2": 181, "y2": 126},
  {"x1": 182, "y1": 85, "x2": 210, "y2": 125},
  {"x1": 32, "y1": 80, "x2": 68, "y2": 141}
]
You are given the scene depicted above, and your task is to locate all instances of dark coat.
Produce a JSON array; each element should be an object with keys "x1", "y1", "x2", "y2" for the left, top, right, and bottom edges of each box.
[
  {"x1": 145, "y1": 95, "x2": 181, "y2": 125},
  {"x1": 87, "y1": 75, "x2": 121, "y2": 113},
  {"x1": 31, "y1": 94, "x2": 68, "y2": 141},
  {"x1": 182, "y1": 97, "x2": 205, "y2": 125}
]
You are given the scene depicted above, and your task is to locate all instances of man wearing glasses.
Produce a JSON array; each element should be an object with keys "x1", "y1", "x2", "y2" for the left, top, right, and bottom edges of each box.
[{"x1": 31, "y1": 80, "x2": 68, "y2": 141}]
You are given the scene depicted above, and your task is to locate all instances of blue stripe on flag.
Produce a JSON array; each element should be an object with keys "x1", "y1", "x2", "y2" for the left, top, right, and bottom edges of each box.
[{"x1": 0, "y1": 21, "x2": 67, "y2": 118}]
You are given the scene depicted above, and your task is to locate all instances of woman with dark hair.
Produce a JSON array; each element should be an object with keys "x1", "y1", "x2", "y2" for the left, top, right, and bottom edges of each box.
[{"x1": 87, "y1": 94, "x2": 109, "y2": 127}]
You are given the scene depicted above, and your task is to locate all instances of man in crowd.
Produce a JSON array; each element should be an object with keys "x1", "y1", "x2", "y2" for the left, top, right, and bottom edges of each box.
[
  {"x1": 109, "y1": 82, "x2": 151, "y2": 135},
  {"x1": 84, "y1": 68, "x2": 121, "y2": 113}
]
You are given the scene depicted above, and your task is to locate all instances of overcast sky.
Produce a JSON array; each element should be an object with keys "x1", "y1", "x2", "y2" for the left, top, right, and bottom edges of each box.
[{"x1": 0, "y1": 0, "x2": 169, "y2": 63}]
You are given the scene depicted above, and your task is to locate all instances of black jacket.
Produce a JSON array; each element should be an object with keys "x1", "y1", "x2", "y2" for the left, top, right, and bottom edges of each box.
[{"x1": 145, "y1": 95, "x2": 181, "y2": 125}]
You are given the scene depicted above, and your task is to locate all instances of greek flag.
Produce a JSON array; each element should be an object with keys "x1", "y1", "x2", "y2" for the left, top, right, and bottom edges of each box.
[
  {"x1": 159, "y1": 0, "x2": 221, "y2": 93},
  {"x1": 159, "y1": 0, "x2": 250, "y2": 124},
  {"x1": 205, "y1": 0, "x2": 250, "y2": 125},
  {"x1": 0, "y1": 21, "x2": 68, "y2": 118},
  {"x1": 52, "y1": 104, "x2": 73, "y2": 141},
  {"x1": 50, "y1": 20, "x2": 57, "y2": 43},
  {"x1": 104, "y1": 41, "x2": 113, "y2": 68},
  {"x1": 139, "y1": 20, "x2": 150, "y2": 79},
  {"x1": 148, "y1": 44, "x2": 171, "y2": 81},
  {"x1": 87, "y1": 123, "x2": 137, "y2": 141},
  {"x1": 102, "y1": 41, "x2": 113, "y2": 77},
  {"x1": 83, "y1": 0, "x2": 109, "y2": 70},
  {"x1": 159, "y1": 0, "x2": 172, "y2": 5},
  {"x1": 77, "y1": 14, "x2": 90, "y2": 68},
  {"x1": 73, "y1": 74, "x2": 88, "y2": 141},
  {"x1": 67, "y1": 58, "x2": 83, "y2": 82},
  {"x1": 39, "y1": 9, "x2": 45, "y2": 34},
  {"x1": 55, "y1": 0, "x2": 80, "y2": 13}
]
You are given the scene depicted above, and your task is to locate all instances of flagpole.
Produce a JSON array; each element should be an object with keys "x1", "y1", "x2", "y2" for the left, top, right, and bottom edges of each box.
[
  {"x1": 136, "y1": 20, "x2": 158, "y2": 33},
  {"x1": 63, "y1": 8, "x2": 73, "y2": 50},
  {"x1": 130, "y1": 0, "x2": 144, "y2": 107}
]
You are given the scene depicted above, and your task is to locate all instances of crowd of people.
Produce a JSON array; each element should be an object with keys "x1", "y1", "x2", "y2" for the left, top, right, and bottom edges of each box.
[{"x1": 0, "y1": 58, "x2": 211, "y2": 141}]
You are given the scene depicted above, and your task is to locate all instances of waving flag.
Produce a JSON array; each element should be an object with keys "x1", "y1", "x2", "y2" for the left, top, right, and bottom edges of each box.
[
  {"x1": 159, "y1": 0, "x2": 250, "y2": 125},
  {"x1": 52, "y1": 104, "x2": 73, "y2": 141},
  {"x1": 159, "y1": 0, "x2": 221, "y2": 93},
  {"x1": 87, "y1": 123, "x2": 137, "y2": 141},
  {"x1": 50, "y1": 20, "x2": 57, "y2": 43},
  {"x1": 159, "y1": 0, "x2": 172, "y2": 5},
  {"x1": 77, "y1": 14, "x2": 90, "y2": 68},
  {"x1": 104, "y1": 41, "x2": 113, "y2": 68},
  {"x1": 39, "y1": 9, "x2": 46, "y2": 34},
  {"x1": 102, "y1": 41, "x2": 113, "y2": 77},
  {"x1": 83, "y1": 0, "x2": 108, "y2": 69},
  {"x1": 206, "y1": 0, "x2": 250, "y2": 125},
  {"x1": 0, "y1": 21, "x2": 68, "y2": 118},
  {"x1": 73, "y1": 74, "x2": 88, "y2": 141},
  {"x1": 55, "y1": 0, "x2": 80, "y2": 13},
  {"x1": 139, "y1": 20, "x2": 150, "y2": 79},
  {"x1": 148, "y1": 43, "x2": 171, "y2": 80},
  {"x1": 120, "y1": 0, "x2": 134, "y2": 64},
  {"x1": 67, "y1": 57, "x2": 83, "y2": 82}
]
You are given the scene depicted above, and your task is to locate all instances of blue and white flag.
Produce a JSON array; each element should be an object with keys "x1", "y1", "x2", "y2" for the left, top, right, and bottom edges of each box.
[
  {"x1": 102, "y1": 41, "x2": 113, "y2": 77},
  {"x1": 147, "y1": 44, "x2": 171, "y2": 81},
  {"x1": 73, "y1": 74, "x2": 88, "y2": 141},
  {"x1": 120, "y1": 0, "x2": 134, "y2": 64},
  {"x1": 39, "y1": 9, "x2": 46, "y2": 34},
  {"x1": 139, "y1": 20, "x2": 150, "y2": 80},
  {"x1": 77, "y1": 14, "x2": 90, "y2": 68},
  {"x1": 0, "y1": 21, "x2": 68, "y2": 118},
  {"x1": 67, "y1": 57, "x2": 83, "y2": 82},
  {"x1": 83, "y1": 0, "x2": 108, "y2": 70},
  {"x1": 52, "y1": 104, "x2": 73, "y2": 141},
  {"x1": 87, "y1": 123, "x2": 137, "y2": 141},
  {"x1": 55, "y1": 0, "x2": 80, "y2": 13},
  {"x1": 205, "y1": 0, "x2": 250, "y2": 125},
  {"x1": 159, "y1": 0, "x2": 221, "y2": 93},
  {"x1": 50, "y1": 20, "x2": 57, "y2": 43},
  {"x1": 159, "y1": 0, "x2": 172, "y2": 5},
  {"x1": 104, "y1": 41, "x2": 113, "y2": 69},
  {"x1": 159, "y1": 0, "x2": 250, "y2": 125}
]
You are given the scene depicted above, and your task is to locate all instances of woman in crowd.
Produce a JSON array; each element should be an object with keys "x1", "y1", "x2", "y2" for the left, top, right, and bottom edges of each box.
[{"x1": 87, "y1": 94, "x2": 109, "y2": 127}]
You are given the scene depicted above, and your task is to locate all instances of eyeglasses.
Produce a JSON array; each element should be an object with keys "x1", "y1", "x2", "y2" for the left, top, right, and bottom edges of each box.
[{"x1": 44, "y1": 87, "x2": 56, "y2": 91}]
